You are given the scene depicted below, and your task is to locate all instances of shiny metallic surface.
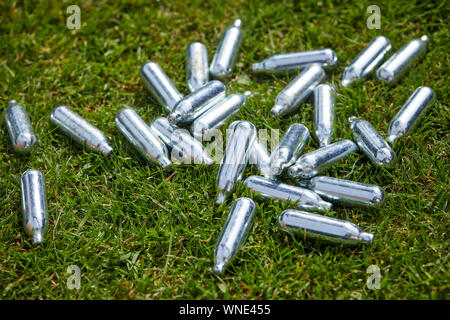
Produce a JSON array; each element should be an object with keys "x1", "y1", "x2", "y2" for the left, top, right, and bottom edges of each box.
[
  {"x1": 377, "y1": 35, "x2": 429, "y2": 84},
  {"x1": 270, "y1": 123, "x2": 309, "y2": 175},
  {"x1": 216, "y1": 121, "x2": 256, "y2": 204},
  {"x1": 278, "y1": 209, "x2": 374, "y2": 245},
  {"x1": 20, "y1": 169, "x2": 48, "y2": 245},
  {"x1": 341, "y1": 36, "x2": 391, "y2": 87},
  {"x1": 313, "y1": 84, "x2": 335, "y2": 147},
  {"x1": 288, "y1": 140, "x2": 357, "y2": 179},
  {"x1": 187, "y1": 42, "x2": 209, "y2": 92},
  {"x1": 249, "y1": 138, "x2": 275, "y2": 179},
  {"x1": 149, "y1": 117, "x2": 213, "y2": 165},
  {"x1": 349, "y1": 116, "x2": 394, "y2": 167},
  {"x1": 115, "y1": 108, "x2": 171, "y2": 167},
  {"x1": 387, "y1": 86, "x2": 435, "y2": 144},
  {"x1": 271, "y1": 65, "x2": 325, "y2": 117},
  {"x1": 4, "y1": 100, "x2": 37, "y2": 153},
  {"x1": 214, "y1": 197, "x2": 256, "y2": 274},
  {"x1": 298, "y1": 176, "x2": 385, "y2": 208},
  {"x1": 244, "y1": 175, "x2": 332, "y2": 212},
  {"x1": 252, "y1": 49, "x2": 337, "y2": 74},
  {"x1": 190, "y1": 91, "x2": 252, "y2": 141},
  {"x1": 50, "y1": 106, "x2": 113, "y2": 155},
  {"x1": 210, "y1": 19, "x2": 243, "y2": 79},
  {"x1": 167, "y1": 80, "x2": 226, "y2": 125},
  {"x1": 140, "y1": 62, "x2": 183, "y2": 112}
]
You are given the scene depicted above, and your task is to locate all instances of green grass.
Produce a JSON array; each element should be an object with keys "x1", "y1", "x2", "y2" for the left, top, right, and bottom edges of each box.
[{"x1": 0, "y1": 0, "x2": 448, "y2": 299}]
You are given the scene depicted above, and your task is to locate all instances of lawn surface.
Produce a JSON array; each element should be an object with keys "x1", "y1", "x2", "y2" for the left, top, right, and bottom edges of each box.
[{"x1": 0, "y1": 0, "x2": 448, "y2": 299}]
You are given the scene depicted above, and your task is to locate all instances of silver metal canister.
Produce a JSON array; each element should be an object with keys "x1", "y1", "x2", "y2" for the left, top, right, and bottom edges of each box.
[
  {"x1": 252, "y1": 49, "x2": 337, "y2": 74},
  {"x1": 387, "y1": 86, "x2": 435, "y2": 144},
  {"x1": 269, "y1": 123, "x2": 310, "y2": 175},
  {"x1": 313, "y1": 84, "x2": 335, "y2": 147},
  {"x1": 187, "y1": 42, "x2": 209, "y2": 92},
  {"x1": 298, "y1": 176, "x2": 385, "y2": 208},
  {"x1": 288, "y1": 140, "x2": 357, "y2": 179},
  {"x1": 140, "y1": 61, "x2": 183, "y2": 112},
  {"x1": 341, "y1": 36, "x2": 391, "y2": 87},
  {"x1": 190, "y1": 91, "x2": 252, "y2": 141},
  {"x1": 377, "y1": 35, "x2": 429, "y2": 84},
  {"x1": 244, "y1": 175, "x2": 332, "y2": 212},
  {"x1": 271, "y1": 65, "x2": 325, "y2": 117},
  {"x1": 214, "y1": 197, "x2": 256, "y2": 274},
  {"x1": 115, "y1": 108, "x2": 171, "y2": 167},
  {"x1": 278, "y1": 209, "x2": 374, "y2": 245},
  {"x1": 149, "y1": 117, "x2": 213, "y2": 165},
  {"x1": 167, "y1": 80, "x2": 226, "y2": 125},
  {"x1": 50, "y1": 106, "x2": 113, "y2": 155},
  {"x1": 349, "y1": 116, "x2": 395, "y2": 167},
  {"x1": 4, "y1": 100, "x2": 38, "y2": 153},
  {"x1": 210, "y1": 19, "x2": 243, "y2": 79},
  {"x1": 21, "y1": 169, "x2": 48, "y2": 245},
  {"x1": 216, "y1": 121, "x2": 256, "y2": 204}
]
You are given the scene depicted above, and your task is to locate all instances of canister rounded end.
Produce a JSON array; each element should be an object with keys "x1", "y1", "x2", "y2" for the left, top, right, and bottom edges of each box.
[
  {"x1": 210, "y1": 64, "x2": 230, "y2": 79},
  {"x1": 324, "y1": 49, "x2": 338, "y2": 67},
  {"x1": 15, "y1": 133, "x2": 37, "y2": 153}
]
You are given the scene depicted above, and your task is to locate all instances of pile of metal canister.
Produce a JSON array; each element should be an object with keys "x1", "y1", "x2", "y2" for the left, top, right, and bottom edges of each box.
[{"x1": 5, "y1": 19, "x2": 435, "y2": 274}]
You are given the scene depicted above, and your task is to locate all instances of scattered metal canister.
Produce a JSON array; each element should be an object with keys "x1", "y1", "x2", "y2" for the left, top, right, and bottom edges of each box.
[
  {"x1": 4, "y1": 100, "x2": 38, "y2": 153},
  {"x1": 20, "y1": 169, "x2": 48, "y2": 245},
  {"x1": 298, "y1": 176, "x2": 385, "y2": 208},
  {"x1": 214, "y1": 197, "x2": 256, "y2": 274},
  {"x1": 150, "y1": 117, "x2": 213, "y2": 165},
  {"x1": 210, "y1": 19, "x2": 243, "y2": 79},
  {"x1": 288, "y1": 139, "x2": 357, "y2": 179},
  {"x1": 50, "y1": 106, "x2": 113, "y2": 155},
  {"x1": 167, "y1": 80, "x2": 226, "y2": 125},
  {"x1": 349, "y1": 116, "x2": 395, "y2": 167},
  {"x1": 313, "y1": 84, "x2": 335, "y2": 147},
  {"x1": 216, "y1": 121, "x2": 256, "y2": 204},
  {"x1": 341, "y1": 36, "x2": 392, "y2": 87},
  {"x1": 115, "y1": 108, "x2": 171, "y2": 167},
  {"x1": 187, "y1": 42, "x2": 209, "y2": 92},
  {"x1": 271, "y1": 65, "x2": 325, "y2": 117},
  {"x1": 377, "y1": 35, "x2": 429, "y2": 84},
  {"x1": 244, "y1": 175, "x2": 332, "y2": 212},
  {"x1": 252, "y1": 49, "x2": 337, "y2": 74},
  {"x1": 190, "y1": 91, "x2": 252, "y2": 141},
  {"x1": 270, "y1": 123, "x2": 310, "y2": 175},
  {"x1": 387, "y1": 86, "x2": 435, "y2": 144},
  {"x1": 140, "y1": 61, "x2": 183, "y2": 112},
  {"x1": 278, "y1": 209, "x2": 374, "y2": 245}
]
